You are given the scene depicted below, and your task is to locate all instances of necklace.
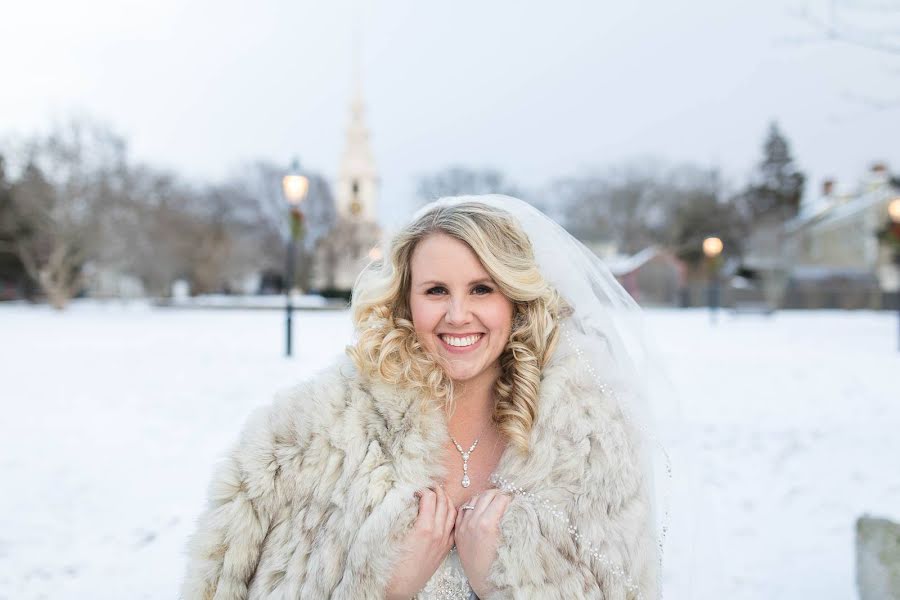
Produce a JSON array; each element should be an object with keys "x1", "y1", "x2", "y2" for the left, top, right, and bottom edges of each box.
[{"x1": 449, "y1": 423, "x2": 489, "y2": 488}]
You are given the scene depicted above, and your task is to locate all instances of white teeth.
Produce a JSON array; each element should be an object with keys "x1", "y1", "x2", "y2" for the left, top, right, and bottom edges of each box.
[{"x1": 440, "y1": 334, "x2": 482, "y2": 347}]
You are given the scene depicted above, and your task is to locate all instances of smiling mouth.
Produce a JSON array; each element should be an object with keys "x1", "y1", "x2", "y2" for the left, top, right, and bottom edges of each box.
[{"x1": 438, "y1": 333, "x2": 484, "y2": 348}]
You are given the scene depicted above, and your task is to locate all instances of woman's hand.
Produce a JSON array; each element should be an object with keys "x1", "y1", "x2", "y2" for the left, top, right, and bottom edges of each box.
[
  {"x1": 385, "y1": 486, "x2": 457, "y2": 600},
  {"x1": 454, "y1": 488, "x2": 512, "y2": 599}
]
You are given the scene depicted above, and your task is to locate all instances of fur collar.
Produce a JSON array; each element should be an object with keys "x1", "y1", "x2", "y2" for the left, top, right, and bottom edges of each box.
[{"x1": 340, "y1": 347, "x2": 595, "y2": 498}]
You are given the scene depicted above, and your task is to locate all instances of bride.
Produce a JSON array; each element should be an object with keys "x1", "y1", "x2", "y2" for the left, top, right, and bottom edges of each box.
[{"x1": 181, "y1": 195, "x2": 671, "y2": 599}]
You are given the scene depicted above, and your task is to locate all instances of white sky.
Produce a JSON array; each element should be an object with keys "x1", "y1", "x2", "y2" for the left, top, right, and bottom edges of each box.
[{"x1": 1, "y1": 0, "x2": 898, "y2": 228}]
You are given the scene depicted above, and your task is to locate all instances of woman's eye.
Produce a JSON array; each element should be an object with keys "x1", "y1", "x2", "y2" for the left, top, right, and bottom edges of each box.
[{"x1": 425, "y1": 285, "x2": 493, "y2": 295}]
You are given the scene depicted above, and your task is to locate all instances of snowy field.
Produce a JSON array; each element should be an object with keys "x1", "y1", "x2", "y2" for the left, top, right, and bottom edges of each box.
[{"x1": 1, "y1": 302, "x2": 898, "y2": 599}]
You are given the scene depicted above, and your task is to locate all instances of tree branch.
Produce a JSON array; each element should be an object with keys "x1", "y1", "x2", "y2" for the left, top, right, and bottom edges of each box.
[{"x1": 790, "y1": 1, "x2": 900, "y2": 54}]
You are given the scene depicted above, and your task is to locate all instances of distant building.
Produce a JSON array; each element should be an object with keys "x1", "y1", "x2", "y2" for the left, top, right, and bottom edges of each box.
[
  {"x1": 744, "y1": 163, "x2": 900, "y2": 309},
  {"x1": 589, "y1": 243, "x2": 688, "y2": 307},
  {"x1": 311, "y1": 69, "x2": 382, "y2": 294},
  {"x1": 781, "y1": 163, "x2": 899, "y2": 308}
]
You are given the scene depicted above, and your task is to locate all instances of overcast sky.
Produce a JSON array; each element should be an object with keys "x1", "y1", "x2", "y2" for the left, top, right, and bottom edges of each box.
[{"x1": 2, "y1": 0, "x2": 898, "y2": 229}]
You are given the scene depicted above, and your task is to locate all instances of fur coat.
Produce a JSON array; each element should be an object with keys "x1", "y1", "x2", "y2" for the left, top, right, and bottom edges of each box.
[{"x1": 180, "y1": 349, "x2": 658, "y2": 600}]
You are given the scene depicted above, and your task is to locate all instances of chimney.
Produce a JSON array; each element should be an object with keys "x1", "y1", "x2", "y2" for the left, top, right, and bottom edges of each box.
[{"x1": 868, "y1": 162, "x2": 889, "y2": 188}]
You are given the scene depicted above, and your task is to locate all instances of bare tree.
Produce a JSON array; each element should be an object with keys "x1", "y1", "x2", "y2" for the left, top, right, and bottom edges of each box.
[
  {"x1": 226, "y1": 161, "x2": 336, "y2": 291},
  {"x1": 552, "y1": 159, "x2": 673, "y2": 254},
  {"x1": 111, "y1": 167, "x2": 197, "y2": 296},
  {"x1": 665, "y1": 170, "x2": 746, "y2": 270},
  {"x1": 416, "y1": 166, "x2": 522, "y2": 205},
  {"x1": 1, "y1": 117, "x2": 129, "y2": 308},
  {"x1": 549, "y1": 159, "x2": 748, "y2": 267},
  {"x1": 185, "y1": 184, "x2": 240, "y2": 294},
  {"x1": 791, "y1": 1, "x2": 900, "y2": 110},
  {"x1": 0, "y1": 118, "x2": 346, "y2": 301}
]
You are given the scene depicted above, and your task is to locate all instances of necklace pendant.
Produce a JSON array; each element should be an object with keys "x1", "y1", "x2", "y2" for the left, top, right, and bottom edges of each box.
[{"x1": 450, "y1": 427, "x2": 488, "y2": 492}]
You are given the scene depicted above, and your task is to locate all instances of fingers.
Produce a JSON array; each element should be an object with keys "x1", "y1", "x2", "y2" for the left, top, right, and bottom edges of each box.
[
  {"x1": 481, "y1": 491, "x2": 512, "y2": 524},
  {"x1": 456, "y1": 491, "x2": 482, "y2": 523},
  {"x1": 433, "y1": 485, "x2": 449, "y2": 532},
  {"x1": 416, "y1": 488, "x2": 436, "y2": 521},
  {"x1": 470, "y1": 488, "x2": 501, "y2": 520},
  {"x1": 443, "y1": 488, "x2": 456, "y2": 534},
  {"x1": 458, "y1": 488, "x2": 511, "y2": 526},
  {"x1": 416, "y1": 486, "x2": 454, "y2": 543},
  {"x1": 456, "y1": 493, "x2": 476, "y2": 521},
  {"x1": 443, "y1": 485, "x2": 456, "y2": 511}
]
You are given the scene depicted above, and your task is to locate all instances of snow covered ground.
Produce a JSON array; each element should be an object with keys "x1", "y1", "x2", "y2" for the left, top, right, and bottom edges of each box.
[{"x1": 1, "y1": 302, "x2": 897, "y2": 599}]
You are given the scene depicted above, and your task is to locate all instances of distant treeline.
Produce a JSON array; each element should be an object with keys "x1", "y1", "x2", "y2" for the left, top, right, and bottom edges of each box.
[{"x1": 0, "y1": 115, "x2": 804, "y2": 308}]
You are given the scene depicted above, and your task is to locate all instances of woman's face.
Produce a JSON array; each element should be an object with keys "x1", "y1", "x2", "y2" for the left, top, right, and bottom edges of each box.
[{"x1": 408, "y1": 232, "x2": 514, "y2": 385}]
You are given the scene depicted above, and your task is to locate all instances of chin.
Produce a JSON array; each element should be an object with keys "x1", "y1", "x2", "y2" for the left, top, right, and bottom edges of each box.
[
  {"x1": 447, "y1": 368, "x2": 477, "y2": 382},
  {"x1": 425, "y1": 342, "x2": 500, "y2": 383},
  {"x1": 445, "y1": 361, "x2": 493, "y2": 383}
]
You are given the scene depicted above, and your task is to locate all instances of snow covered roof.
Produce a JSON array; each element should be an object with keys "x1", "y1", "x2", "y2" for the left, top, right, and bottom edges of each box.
[
  {"x1": 605, "y1": 246, "x2": 664, "y2": 276},
  {"x1": 786, "y1": 179, "x2": 899, "y2": 235}
]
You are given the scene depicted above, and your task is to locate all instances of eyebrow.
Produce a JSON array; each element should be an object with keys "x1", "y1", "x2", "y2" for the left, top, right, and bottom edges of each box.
[{"x1": 417, "y1": 278, "x2": 494, "y2": 287}]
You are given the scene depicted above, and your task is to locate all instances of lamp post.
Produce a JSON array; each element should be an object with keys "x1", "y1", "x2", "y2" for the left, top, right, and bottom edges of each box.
[
  {"x1": 282, "y1": 159, "x2": 309, "y2": 357},
  {"x1": 703, "y1": 236, "x2": 724, "y2": 324},
  {"x1": 878, "y1": 197, "x2": 900, "y2": 351}
]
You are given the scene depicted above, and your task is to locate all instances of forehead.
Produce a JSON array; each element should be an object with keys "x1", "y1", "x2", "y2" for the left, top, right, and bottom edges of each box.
[{"x1": 410, "y1": 233, "x2": 489, "y2": 280}]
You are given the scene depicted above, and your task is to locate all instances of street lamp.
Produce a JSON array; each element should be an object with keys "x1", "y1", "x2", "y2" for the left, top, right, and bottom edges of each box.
[
  {"x1": 878, "y1": 197, "x2": 900, "y2": 350},
  {"x1": 890, "y1": 197, "x2": 900, "y2": 224},
  {"x1": 282, "y1": 158, "x2": 309, "y2": 357},
  {"x1": 703, "y1": 236, "x2": 724, "y2": 324}
]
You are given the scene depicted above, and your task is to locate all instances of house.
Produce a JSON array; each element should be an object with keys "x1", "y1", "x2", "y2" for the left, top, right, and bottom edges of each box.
[
  {"x1": 781, "y1": 163, "x2": 900, "y2": 308},
  {"x1": 591, "y1": 243, "x2": 688, "y2": 307}
]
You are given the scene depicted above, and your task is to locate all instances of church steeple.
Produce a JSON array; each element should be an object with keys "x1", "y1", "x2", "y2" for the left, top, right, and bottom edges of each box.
[
  {"x1": 312, "y1": 37, "x2": 382, "y2": 293},
  {"x1": 336, "y1": 45, "x2": 378, "y2": 222}
]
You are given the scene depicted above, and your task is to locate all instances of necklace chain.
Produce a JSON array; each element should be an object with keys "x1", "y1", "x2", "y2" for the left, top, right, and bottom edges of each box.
[{"x1": 449, "y1": 422, "x2": 489, "y2": 489}]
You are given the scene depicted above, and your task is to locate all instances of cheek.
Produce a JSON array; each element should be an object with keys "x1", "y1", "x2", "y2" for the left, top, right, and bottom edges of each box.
[
  {"x1": 409, "y1": 297, "x2": 439, "y2": 334},
  {"x1": 486, "y1": 300, "x2": 515, "y2": 336}
]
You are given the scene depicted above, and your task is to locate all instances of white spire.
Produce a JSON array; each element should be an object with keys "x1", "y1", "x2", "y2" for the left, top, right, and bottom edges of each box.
[{"x1": 336, "y1": 32, "x2": 378, "y2": 221}]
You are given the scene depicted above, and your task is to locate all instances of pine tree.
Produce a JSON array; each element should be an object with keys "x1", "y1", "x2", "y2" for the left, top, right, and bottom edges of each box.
[{"x1": 743, "y1": 122, "x2": 806, "y2": 222}]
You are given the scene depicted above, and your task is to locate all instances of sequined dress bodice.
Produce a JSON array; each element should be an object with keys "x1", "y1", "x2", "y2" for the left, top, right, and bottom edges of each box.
[{"x1": 415, "y1": 546, "x2": 476, "y2": 600}]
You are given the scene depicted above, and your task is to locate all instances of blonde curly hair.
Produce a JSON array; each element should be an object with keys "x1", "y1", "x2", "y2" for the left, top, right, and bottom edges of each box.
[{"x1": 345, "y1": 200, "x2": 572, "y2": 455}]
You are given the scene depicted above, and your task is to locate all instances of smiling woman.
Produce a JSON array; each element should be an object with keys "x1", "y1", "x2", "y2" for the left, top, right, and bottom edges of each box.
[
  {"x1": 349, "y1": 202, "x2": 571, "y2": 461},
  {"x1": 181, "y1": 196, "x2": 668, "y2": 600}
]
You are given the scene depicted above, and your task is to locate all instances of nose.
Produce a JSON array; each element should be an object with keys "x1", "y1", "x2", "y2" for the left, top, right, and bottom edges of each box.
[{"x1": 444, "y1": 295, "x2": 472, "y2": 326}]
